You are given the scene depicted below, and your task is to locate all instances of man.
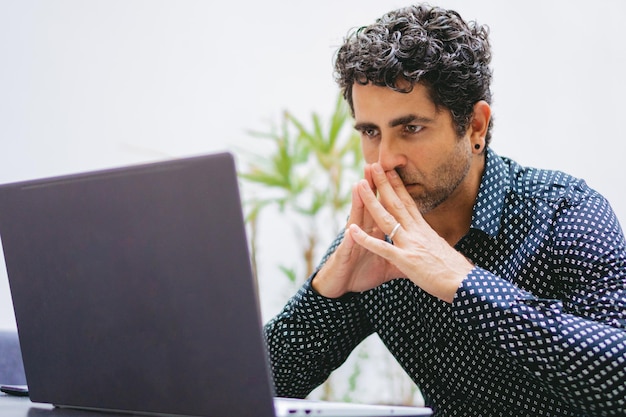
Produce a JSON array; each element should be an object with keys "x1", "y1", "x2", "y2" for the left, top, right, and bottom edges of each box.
[{"x1": 264, "y1": 4, "x2": 626, "y2": 416}]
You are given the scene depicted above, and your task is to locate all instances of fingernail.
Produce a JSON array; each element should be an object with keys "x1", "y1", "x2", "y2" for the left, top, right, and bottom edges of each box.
[
  {"x1": 387, "y1": 169, "x2": 398, "y2": 178},
  {"x1": 349, "y1": 224, "x2": 361, "y2": 235},
  {"x1": 372, "y1": 163, "x2": 384, "y2": 174}
]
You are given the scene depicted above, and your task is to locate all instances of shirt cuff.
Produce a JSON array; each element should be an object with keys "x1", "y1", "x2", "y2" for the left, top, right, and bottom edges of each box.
[
  {"x1": 452, "y1": 267, "x2": 532, "y2": 337},
  {"x1": 286, "y1": 275, "x2": 358, "y2": 330},
  {"x1": 451, "y1": 267, "x2": 563, "y2": 346}
]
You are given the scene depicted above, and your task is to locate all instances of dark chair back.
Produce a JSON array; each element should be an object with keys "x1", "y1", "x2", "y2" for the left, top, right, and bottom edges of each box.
[{"x1": 0, "y1": 330, "x2": 26, "y2": 385}]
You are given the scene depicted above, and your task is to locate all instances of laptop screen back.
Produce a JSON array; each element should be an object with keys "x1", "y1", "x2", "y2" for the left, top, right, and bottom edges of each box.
[{"x1": 0, "y1": 153, "x2": 275, "y2": 417}]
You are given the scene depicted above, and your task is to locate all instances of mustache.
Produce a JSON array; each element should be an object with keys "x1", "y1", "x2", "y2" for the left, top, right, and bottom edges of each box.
[{"x1": 395, "y1": 168, "x2": 418, "y2": 186}]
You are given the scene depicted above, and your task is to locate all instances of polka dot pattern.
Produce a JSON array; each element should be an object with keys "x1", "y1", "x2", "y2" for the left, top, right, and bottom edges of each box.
[{"x1": 264, "y1": 149, "x2": 626, "y2": 416}]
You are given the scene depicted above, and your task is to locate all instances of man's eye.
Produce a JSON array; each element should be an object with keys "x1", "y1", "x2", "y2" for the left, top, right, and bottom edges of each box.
[
  {"x1": 405, "y1": 125, "x2": 423, "y2": 134},
  {"x1": 361, "y1": 128, "x2": 379, "y2": 138}
]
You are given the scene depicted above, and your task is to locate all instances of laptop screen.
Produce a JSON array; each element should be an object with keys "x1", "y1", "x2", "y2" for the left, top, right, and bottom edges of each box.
[{"x1": 0, "y1": 152, "x2": 276, "y2": 417}]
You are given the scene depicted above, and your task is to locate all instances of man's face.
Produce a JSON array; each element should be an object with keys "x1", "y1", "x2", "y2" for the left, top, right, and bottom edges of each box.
[{"x1": 352, "y1": 82, "x2": 473, "y2": 214}]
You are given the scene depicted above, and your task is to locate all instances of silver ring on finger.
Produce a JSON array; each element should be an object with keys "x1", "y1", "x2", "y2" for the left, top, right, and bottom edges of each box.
[{"x1": 388, "y1": 222, "x2": 401, "y2": 242}]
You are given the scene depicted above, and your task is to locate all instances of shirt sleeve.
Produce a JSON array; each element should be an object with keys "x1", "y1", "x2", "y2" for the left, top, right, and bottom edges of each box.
[
  {"x1": 263, "y1": 278, "x2": 373, "y2": 398},
  {"x1": 452, "y1": 195, "x2": 626, "y2": 415}
]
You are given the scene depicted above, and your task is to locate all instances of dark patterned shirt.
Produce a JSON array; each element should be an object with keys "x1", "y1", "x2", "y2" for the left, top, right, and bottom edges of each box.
[{"x1": 264, "y1": 148, "x2": 626, "y2": 416}]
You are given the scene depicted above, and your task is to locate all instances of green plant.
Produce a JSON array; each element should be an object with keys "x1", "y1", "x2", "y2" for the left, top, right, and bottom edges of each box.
[
  {"x1": 238, "y1": 93, "x2": 361, "y2": 401},
  {"x1": 239, "y1": 93, "x2": 362, "y2": 282}
]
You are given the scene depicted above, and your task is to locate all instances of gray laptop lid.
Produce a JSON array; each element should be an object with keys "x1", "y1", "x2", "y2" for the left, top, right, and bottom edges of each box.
[{"x1": 0, "y1": 152, "x2": 276, "y2": 417}]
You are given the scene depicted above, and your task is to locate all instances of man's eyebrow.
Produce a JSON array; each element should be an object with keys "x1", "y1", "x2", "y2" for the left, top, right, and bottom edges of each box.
[
  {"x1": 354, "y1": 115, "x2": 434, "y2": 131},
  {"x1": 388, "y1": 114, "x2": 434, "y2": 128},
  {"x1": 353, "y1": 122, "x2": 378, "y2": 131},
  {"x1": 353, "y1": 114, "x2": 435, "y2": 132}
]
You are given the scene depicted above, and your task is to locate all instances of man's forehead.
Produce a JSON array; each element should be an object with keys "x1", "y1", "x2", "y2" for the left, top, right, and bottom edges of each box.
[{"x1": 351, "y1": 82, "x2": 439, "y2": 123}]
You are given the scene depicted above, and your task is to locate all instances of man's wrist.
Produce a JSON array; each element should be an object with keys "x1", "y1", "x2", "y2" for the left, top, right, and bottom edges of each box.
[{"x1": 310, "y1": 266, "x2": 346, "y2": 299}]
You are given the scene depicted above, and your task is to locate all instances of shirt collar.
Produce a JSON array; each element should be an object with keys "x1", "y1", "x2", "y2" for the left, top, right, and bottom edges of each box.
[{"x1": 469, "y1": 148, "x2": 510, "y2": 237}]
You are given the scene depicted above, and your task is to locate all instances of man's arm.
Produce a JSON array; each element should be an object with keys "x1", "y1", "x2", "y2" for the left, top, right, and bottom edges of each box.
[
  {"x1": 263, "y1": 233, "x2": 375, "y2": 398},
  {"x1": 264, "y1": 164, "x2": 415, "y2": 398},
  {"x1": 453, "y1": 195, "x2": 626, "y2": 415},
  {"x1": 454, "y1": 270, "x2": 626, "y2": 414}
]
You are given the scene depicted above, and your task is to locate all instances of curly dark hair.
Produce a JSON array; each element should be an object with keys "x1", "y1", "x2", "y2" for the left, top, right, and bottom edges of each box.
[{"x1": 334, "y1": 4, "x2": 494, "y2": 145}]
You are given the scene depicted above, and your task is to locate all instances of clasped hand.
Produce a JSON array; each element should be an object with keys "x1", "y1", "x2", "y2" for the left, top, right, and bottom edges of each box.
[{"x1": 312, "y1": 163, "x2": 473, "y2": 303}]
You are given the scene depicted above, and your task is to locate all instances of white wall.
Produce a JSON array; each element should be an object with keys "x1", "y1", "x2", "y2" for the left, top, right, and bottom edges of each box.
[{"x1": 1, "y1": 0, "x2": 625, "y2": 330}]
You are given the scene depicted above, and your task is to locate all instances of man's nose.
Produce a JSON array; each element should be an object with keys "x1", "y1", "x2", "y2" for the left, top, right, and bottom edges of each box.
[{"x1": 377, "y1": 138, "x2": 406, "y2": 172}]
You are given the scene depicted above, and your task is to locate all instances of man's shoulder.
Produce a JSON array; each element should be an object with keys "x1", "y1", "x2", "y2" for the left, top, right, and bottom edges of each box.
[{"x1": 499, "y1": 155, "x2": 595, "y2": 204}]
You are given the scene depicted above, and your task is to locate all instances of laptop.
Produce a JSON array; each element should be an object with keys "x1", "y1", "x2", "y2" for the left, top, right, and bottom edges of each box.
[{"x1": 0, "y1": 152, "x2": 431, "y2": 417}]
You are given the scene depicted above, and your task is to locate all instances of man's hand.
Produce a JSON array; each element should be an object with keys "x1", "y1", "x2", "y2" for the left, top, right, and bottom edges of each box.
[
  {"x1": 346, "y1": 163, "x2": 473, "y2": 303},
  {"x1": 311, "y1": 165, "x2": 405, "y2": 298}
]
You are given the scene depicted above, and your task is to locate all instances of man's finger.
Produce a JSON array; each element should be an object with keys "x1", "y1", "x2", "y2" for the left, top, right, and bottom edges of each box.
[
  {"x1": 368, "y1": 163, "x2": 413, "y2": 227},
  {"x1": 385, "y1": 169, "x2": 423, "y2": 222},
  {"x1": 356, "y1": 179, "x2": 402, "y2": 237}
]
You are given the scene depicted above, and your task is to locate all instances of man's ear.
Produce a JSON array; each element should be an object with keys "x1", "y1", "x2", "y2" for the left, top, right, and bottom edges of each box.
[{"x1": 469, "y1": 100, "x2": 491, "y2": 153}]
